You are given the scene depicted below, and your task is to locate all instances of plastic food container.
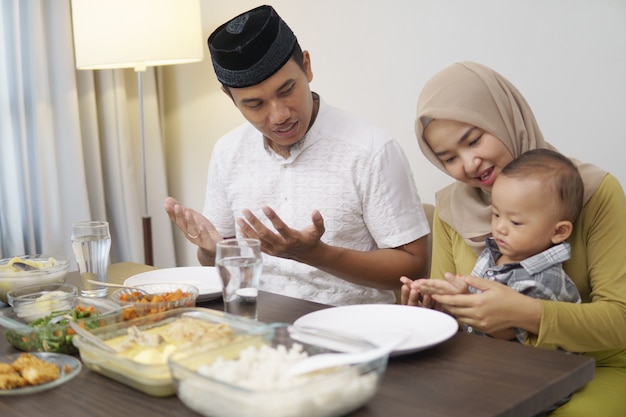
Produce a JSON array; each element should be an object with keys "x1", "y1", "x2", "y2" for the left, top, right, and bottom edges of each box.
[
  {"x1": 0, "y1": 255, "x2": 70, "y2": 304},
  {"x1": 168, "y1": 323, "x2": 389, "y2": 417},
  {"x1": 0, "y1": 296, "x2": 122, "y2": 354},
  {"x1": 111, "y1": 283, "x2": 200, "y2": 320},
  {"x1": 72, "y1": 307, "x2": 265, "y2": 397}
]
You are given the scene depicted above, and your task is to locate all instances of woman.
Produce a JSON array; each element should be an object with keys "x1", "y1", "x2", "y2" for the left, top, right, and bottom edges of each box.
[{"x1": 401, "y1": 62, "x2": 626, "y2": 416}]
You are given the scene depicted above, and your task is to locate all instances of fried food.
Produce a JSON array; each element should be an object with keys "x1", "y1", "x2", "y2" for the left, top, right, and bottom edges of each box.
[
  {"x1": 0, "y1": 373, "x2": 27, "y2": 389},
  {"x1": 0, "y1": 363, "x2": 14, "y2": 374},
  {"x1": 0, "y1": 353, "x2": 60, "y2": 390}
]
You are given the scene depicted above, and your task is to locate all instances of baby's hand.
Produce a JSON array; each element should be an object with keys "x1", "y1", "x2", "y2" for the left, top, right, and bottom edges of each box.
[
  {"x1": 414, "y1": 272, "x2": 470, "y2": 296},
  {"x1": 443, "y1": 272, "x2": 472, "y2": 294},
  {"x1": 399, "y1": 276, "x2": 436, "y2": 308}
]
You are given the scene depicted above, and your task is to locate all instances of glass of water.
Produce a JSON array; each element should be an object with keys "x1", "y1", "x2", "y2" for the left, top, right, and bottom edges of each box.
[
  {"x1": 215, "y1": 238, "x2": 262, "y2": 320},
  {"x1": 71, "y1": 221, "x2": 111, "y2": 298}
]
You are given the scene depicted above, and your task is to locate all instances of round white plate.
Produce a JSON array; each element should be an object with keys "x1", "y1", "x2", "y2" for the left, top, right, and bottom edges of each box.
[
  {"x1": 0, "y1": 352, "x2": 81, "y2": 395},
  {"x1": 124, "y1": 266, "x2": 222, "y2": 302},
  {"x1": 294, "y1": 304, "x2": 459, "y2": 356}
]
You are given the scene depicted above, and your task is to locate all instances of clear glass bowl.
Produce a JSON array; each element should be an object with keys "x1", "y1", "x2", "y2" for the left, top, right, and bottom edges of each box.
[
  {"x1": 72, "y1": 307, "x2": 265, "y2": 397},
  {"x1": 168, "y1": 323, "x2": 389, "y2": 417},
  {"x1": 0, "y1": 296, "x2": 122, "y2": 354},
  {"x1": 0, "y1": 255, "x2": 70, "y2": 304},
  {"x1": 111, "y1": 283, "x2": 200, "y2": 320},
  {"x1": 7, "y1": 283, "x2": 79, "y2": 322}
]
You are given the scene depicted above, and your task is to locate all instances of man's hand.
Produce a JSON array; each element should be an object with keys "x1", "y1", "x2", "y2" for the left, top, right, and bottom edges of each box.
[
  {"x1": 236, "y1": 206, "x2": 325, "y2": 262},
  {"x1": 163, "y1": 197, "x2": 223, "y2": 264}
]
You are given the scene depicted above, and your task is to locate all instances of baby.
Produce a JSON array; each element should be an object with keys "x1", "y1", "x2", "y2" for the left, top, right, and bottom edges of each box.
[{"x1": 410, "y1": 148, "x2": 582, "y2": 342}]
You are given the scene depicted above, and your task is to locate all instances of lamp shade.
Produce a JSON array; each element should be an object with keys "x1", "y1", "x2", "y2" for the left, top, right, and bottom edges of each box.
[{"x1": 71, "y1": 0, "x2": 203, "y2": 71}]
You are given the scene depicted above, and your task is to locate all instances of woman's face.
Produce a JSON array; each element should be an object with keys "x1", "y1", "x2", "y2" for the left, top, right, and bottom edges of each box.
[{"x1": 423, "y1": 119, "x2": 514, "y2": 192}]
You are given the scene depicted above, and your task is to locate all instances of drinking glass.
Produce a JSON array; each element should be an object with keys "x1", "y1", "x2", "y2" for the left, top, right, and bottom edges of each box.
[
  {"x1": 215, "y1": 238, "x2": 262, "y2": 320},
  {"x1": 71, "y1": 221, "x2": 111, "y2": 298}
]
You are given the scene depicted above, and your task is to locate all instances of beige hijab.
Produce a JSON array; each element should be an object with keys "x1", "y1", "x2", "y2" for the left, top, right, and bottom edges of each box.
[{"x1": 415, "y1": 62, "x2": 606, "y2": 254}]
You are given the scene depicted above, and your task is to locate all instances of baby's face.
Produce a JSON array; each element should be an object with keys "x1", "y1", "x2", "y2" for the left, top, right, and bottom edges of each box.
[{"x1": 490, "y1": 176, "x2": 560, "y2": 262}]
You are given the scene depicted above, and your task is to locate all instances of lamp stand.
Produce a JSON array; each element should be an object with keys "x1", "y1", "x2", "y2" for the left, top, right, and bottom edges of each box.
[
  {"x1": 71, "y1": 0, "x2": 203, "y2": 267},
  {"x1": 136, "y1": 68, "x2": 153, "y2": 266}
]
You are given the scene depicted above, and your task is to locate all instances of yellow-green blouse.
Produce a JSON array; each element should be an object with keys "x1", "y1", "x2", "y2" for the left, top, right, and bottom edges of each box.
[{"x1": 430, "y1": 174, "x2": 626, "y2": 416}]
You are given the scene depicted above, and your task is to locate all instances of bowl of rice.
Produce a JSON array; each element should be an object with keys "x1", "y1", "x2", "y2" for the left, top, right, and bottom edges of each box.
[{"x1": 168, "y1": 323, "x2": 389, "y2": 417}]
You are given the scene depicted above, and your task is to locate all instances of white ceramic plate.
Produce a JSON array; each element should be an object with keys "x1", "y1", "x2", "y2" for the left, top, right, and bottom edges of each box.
[
  {"x1": 124, "y1": 266, "x2": 222, "y2": 302},
  {"x1": 0, "y1": 352, "x2": 81, "y2": 395},
  {"x1": 294, "y1": 304, "x2": 459, "y2": 356}
]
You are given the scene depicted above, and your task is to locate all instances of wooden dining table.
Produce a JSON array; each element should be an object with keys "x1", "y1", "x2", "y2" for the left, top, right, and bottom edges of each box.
[{"x1": 0, "y1": 262, "x2": 594, "y2": 417}]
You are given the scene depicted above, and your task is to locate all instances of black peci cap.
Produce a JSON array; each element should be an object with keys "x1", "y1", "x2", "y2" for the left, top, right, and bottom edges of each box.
[{"x1": 208, "y1": 5, "x2": 298, "y2": 88}]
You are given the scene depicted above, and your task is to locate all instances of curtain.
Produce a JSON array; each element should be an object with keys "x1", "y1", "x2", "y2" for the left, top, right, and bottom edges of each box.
[{"x1": 0, "y1": 0, "x2": 176, "y2": 268}]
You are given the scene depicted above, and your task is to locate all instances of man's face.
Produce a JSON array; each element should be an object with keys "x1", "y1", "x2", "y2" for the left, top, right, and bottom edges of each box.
[{"x1": 227, "y1": 53, "x2": 314, "y2": 148}]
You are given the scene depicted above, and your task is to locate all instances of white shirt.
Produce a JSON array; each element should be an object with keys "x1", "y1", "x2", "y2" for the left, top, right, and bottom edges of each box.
[{"x1": 204, "y1": 97, "x2": 429, "y2": 305}]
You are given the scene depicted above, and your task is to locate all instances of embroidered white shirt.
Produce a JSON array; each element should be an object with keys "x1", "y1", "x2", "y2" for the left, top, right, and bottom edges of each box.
[{"x1": 203, "y1": 97, "x2": 429, "y2": 305}]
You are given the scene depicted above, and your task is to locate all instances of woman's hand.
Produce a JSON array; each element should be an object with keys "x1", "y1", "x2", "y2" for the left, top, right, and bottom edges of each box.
[{"x1": 431, "y1": 275, "x2": 541, "y2": 335}]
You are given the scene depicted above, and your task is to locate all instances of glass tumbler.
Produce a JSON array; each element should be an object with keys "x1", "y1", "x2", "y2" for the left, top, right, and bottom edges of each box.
[{"x1": 71, "y1": 221, "x2": 111, "y2": 297}]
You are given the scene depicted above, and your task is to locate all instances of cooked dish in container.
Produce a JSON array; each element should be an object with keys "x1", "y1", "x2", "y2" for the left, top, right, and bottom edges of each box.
[{"x1": 72, "y1": 307, "x2": 264, "y2": 396}]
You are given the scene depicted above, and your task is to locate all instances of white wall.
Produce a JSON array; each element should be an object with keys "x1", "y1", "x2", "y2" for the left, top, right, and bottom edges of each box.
[{"x1": 162, "y1": 0, "x2": 626, "y2": 267}]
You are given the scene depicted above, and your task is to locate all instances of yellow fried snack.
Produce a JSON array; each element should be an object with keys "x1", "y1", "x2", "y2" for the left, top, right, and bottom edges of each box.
[
  {"x1": 0, "y1": 373, "x2": 27, "y2": 389},
  {"x1": 0, "y1": 363, "x2": 14, "y2": 374},
  {"x1": 0, "y1": 353, "x2": 60, "y2": 389},
  {"x1": 11, "y1": 353, "x2": 59, "y2": 385}
]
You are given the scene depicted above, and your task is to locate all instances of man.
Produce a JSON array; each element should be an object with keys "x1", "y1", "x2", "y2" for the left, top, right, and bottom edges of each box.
[{"x1": 165, "y1": 5, "x2": 429, "y2": 305}]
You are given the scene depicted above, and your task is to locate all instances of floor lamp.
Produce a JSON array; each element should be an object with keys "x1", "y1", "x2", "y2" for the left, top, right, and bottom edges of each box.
[{"x1": 70, "y1": 0, "x2": 203, "y2": 265}]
